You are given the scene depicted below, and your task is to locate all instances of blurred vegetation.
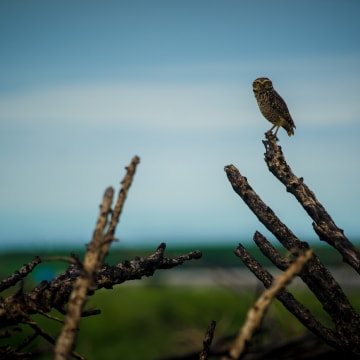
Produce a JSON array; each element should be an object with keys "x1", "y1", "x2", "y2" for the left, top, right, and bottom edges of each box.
[
  {"x1": 0, "y1": 243, "x2": 359, "y2": 359},
  {"x1": 0, "y1": 242, "x2": 348, "y2": 297}
]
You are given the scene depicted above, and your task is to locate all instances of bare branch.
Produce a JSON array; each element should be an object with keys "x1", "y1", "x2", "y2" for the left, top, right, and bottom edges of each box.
[
  {"x1": 25, "y1": 316, "x2": 84, "y2": 360},
  {"x1": 199, "y1": 320, "x2": 216, "y2": 360},
  {"x1": 106, "y1": 155, "x2": 140, "y2": 240},
  {"x1": 0, "y1": 155, "x2": 202, "y2": 358},
  {"x1": 234, "y1": 243, "x2": 339, "y2": 349},
  {"x1": 224, "y1": 249, "x2": 313, "y2": 360},
  {"x1": 0, "y1": 245, "x2": 202, "y2": 330},
  {"x1": 263, "y1": 133, "x2": 360, "y2": 273},
  {"x1": 224, "y1": 163, "x2": 360, "y2": 349},
  {"x1": 224, "y1": 163, "x2": 308, "y2": 254},
  {"x1": 252, "y1": 231, "x2": 291, "y2": 271},
  {"x1": 54, "y1": 156, "x2": 140, "y2": 360},
  {"x1": 97, "y1": 243, "x2": 202, "y2": 288},
  {"x1": 0, "y1": 256, "x2": 42, "y2": 292}
]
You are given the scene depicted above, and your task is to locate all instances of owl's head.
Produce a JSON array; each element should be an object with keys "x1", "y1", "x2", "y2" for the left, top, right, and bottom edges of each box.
[{"x1": 253, "y1": 77, "x2": 273, "y2": 93}]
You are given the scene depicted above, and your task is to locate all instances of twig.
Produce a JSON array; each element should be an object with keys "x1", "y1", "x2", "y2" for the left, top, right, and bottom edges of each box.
[
  {"x1": 15, "y1": 331, "x2": 39, "y2": 352},
  {"x1": 199, "y1": 320, "x2": 216, "y2": 360},
  {"x1": 0, "y1": 256, "x2": 42, "y2": 292},
  {"x1": 24, "y1": 317, "x2": 57, "y2": 347},
  {"x1": 252, "y1": 231, "x2": 291, "y2": 271},
  {"x1": 42, "y1": 256, "x2": 79, "y2": 265},
  {"x1": 223, "y1": 249, "x2": 313, "y2": 360},
  {"x1": 23, "y1": 316, "x2": 85, "y2": 360},
  {"x1": 263, "y1": 133, "x2": 360, "y2": 273},
  {"x1": 38, "y1": 310, "x2": 64, "y2": 324},
  {"x1": 106, "y1": 156, "x2": 140, "y2": 239},
  {"x1": 0, "y1": 327, "x2": 22, "y2": 339}
]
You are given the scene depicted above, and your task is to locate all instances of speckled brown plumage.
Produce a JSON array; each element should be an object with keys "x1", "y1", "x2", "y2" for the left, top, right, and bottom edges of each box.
[{"x1": 253, "y1": 77, "x2": 296, "y2": 137}]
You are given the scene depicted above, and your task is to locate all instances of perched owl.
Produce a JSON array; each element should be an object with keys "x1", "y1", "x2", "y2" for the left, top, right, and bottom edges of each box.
[{"x1": 253, "y1": 77, "x2": 296, "y2": 137}]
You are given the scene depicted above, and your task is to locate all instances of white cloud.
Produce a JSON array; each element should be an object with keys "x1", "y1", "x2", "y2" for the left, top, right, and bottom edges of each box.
[
  {"x1": 1, "y1": 62, "x2": 359, "y2": 133},
  {"x1": 0, "y1": 82, "x2": 257, "y2": 131}
]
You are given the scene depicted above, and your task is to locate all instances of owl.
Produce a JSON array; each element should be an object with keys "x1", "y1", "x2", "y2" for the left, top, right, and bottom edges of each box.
[{"x1": 253, "y1": 77, "x2": 296, "y2": 137}]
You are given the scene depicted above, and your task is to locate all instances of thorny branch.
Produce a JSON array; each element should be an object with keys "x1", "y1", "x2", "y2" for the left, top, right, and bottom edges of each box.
[{"x1": 224, "y1": 134, "x2": 360, "y2": 355}]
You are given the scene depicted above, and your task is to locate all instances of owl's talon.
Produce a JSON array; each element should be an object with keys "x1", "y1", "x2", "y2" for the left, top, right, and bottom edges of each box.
[{"x1": 265, "y1": 130, "x2": 278, "y2": 141}]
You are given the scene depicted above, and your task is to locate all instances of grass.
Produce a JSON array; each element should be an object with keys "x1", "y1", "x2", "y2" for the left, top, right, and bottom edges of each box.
[
  {"x1": 1, "y1": 245, "x2": 359, "y2": 359},
  {"x1": 20, "y1": 285, "x2": 317, "y2": 360},
  {"x1": 5, "y1": 283, "x2": 355, "y2": 360},
  {"x1": 77, "y1": 286, "x2": 254, "y2": 359},
  {"x1": 34, "y1": 285, "x2": 360, "y2": 360}
]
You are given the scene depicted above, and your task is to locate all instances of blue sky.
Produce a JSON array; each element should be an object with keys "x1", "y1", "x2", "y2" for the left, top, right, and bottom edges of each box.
[{"x1": 1, "y1": 0, "x2": 359, "y2": 250}]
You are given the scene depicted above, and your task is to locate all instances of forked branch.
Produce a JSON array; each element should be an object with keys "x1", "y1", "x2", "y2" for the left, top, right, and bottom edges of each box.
[
  {"x1": 263, "y1": 133, "x2": 360, "y2": 273},
  {"x1": 0, "y1": 156, "x2": 202, "y2": 359},
  {"x1": 224, "y1": 135, "x2": 360, "y2": 355},
  {"x1": 54, "y1": 156, "x2": 140, "y2": 359}
]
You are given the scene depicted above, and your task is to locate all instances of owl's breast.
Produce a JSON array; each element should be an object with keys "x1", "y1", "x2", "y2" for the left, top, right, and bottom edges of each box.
[{"x1": 255, "y1": 95, "x2": 281, "y2": 124}]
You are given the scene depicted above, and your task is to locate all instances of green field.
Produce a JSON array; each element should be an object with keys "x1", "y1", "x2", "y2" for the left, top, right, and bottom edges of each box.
[
  {"x1": 4, "y1": 285, "x2": 359, "y2": 359},
  {"x1": 1, "y1": 244, "x2": 359, "y2": 359}
]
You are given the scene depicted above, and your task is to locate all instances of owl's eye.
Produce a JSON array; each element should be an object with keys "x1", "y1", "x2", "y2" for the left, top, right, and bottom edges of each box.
[{"x1": 264, "y1": 81, "x2": 272, "y2": 88}]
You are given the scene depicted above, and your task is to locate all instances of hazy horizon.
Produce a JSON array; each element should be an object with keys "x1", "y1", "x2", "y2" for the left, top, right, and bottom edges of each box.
[{"x1": 1, "y1": 1, "x2": 359, "y2": 250}]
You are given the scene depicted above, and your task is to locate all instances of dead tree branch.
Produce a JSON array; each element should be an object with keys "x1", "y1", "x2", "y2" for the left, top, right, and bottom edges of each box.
[
  {"x1": 54, "y1": 155, "x2": 141, "y2": 359},
  {"x1": 0, "y1": 156, "x2": 202, "y2": 359},
  {"x1": 0, "y1": 256, "x2": 42, "y2": 292},
  {"x1": 263, "y1": 132, "x2": 360, "y2": 273},
  {"x1": 224, "y1": 164, "x2": 355, "y2": 323},
  {"x1": 234, "y1": 243, "x2": 338, "y2": 349},
  {"x1": 0, "y1": 245, "x2": 201, "y2": 329},
  {"x1": 199, "y1": 320, "x2": 217, "y2": 360},
  {"x1": 224, "y1": 249, "x2": 313, "y2": 360},
  {"x1": 224, "y1": 135, "x2": 360, "y2": 355}
]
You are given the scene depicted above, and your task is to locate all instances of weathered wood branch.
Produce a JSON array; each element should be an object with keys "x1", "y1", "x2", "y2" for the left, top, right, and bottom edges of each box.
[
  {"x1": 263, "y1": 132, "x2": 360, "y2": 273},
  {"x1": 234, "y1": 243, "x2": 339, "y2": 350},
  {"x1": 0, "y1": 256, "x2": 41, "y2": 292},
  {"x1": 224, "y1": 163, "x2": 355, "y2": 323},
  {"x1": 0, "y1": 156, "x2": 202, "y2": 359},
  {"x1": 224, "y1": 164, "x2": 309, "y2": 254},
  {"x1": 0, "y1": 244, "x2": 201, "y2": 328},
  {"x1": 54, "y1": 155, "x2": 141, "y2": 359},
  {"x1": 224, "y1": 136, "x2": 360, "y2": 354},
  {"x1": 199, "y1": 320, "x2": 217, "y2": 360},
  {"x1": 252, "y1": 231, "x2": 290, "y2": 271},
  {"x1": 96, "y1": 243, "x2": 202, "y2": 289},
  {"x1": 224, "y1": 249, "x2": 313, "y2": 360}
]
